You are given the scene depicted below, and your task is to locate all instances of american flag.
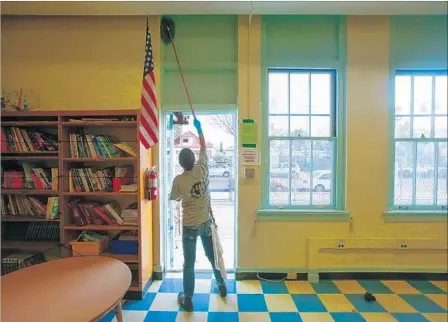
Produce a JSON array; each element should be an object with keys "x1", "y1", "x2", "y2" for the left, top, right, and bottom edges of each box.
[{"x1": 139, "y1": 19, "x2": 159, "y2": 149}]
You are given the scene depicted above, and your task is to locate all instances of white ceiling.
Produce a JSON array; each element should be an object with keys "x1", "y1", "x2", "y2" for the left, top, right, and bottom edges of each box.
[{"x1": 1, "y1": 1, "x2": 447, "y2": 16}]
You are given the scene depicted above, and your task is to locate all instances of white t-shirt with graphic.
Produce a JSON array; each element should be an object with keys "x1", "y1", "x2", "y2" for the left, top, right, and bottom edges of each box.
[{"x1": 170, "y1": 150, "x2": 211, "y2": 228}]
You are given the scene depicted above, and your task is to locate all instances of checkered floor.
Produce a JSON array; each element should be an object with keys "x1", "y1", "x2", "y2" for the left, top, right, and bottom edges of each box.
[{"x1": 99, "y1": 273, "x2": 448, "y2": 322}]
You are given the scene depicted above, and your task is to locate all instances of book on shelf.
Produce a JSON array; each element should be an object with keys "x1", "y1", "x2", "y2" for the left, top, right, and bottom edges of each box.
[
  {"x1": 117, "y1": 231, "x2": 138, "y2": 241},
  {"x1": 1, "y1": 195, "x2": 60, "y2": 220},
  {"x1": 1, "y1": 127, "x2": 58, "y2": 152},
  {"x1": 1, "y1": 162, "x2": 58, "y2": 190},
  {"x1": 1, "y1": 251, "x2": 46, "y2": 275},
  {"x1": 2, "y1": 221, "x2": 60, "y2": 241},
  {"x1": 121, "y1": 203, "x2": 138, "y2": 226},
  {"x1": 69, "y1": 132, "x2": 136, "y2": 158},
  {"x1": 69, "y1": 165, "x2": 134, "y2": 192},
  {"x1": 68, "y1": 200, "x2": 125, "y2": 226},
  {"x1": 114, "y1": 143, "x2": 137, "y2": 157},
  {"x1": 76, "y1": 230, "x2": 107, "y2": 242}
]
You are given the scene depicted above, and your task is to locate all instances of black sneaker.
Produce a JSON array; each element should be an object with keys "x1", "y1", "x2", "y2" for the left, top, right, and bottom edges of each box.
[
  {"x1": 178, "y1": 292, "x2": 193, "y2": 312},
  {"x1": 218, "y1": 283, "x2": 227, "y2": 298}
]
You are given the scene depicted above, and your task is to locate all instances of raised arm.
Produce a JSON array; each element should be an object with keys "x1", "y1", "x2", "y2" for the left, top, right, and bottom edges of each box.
[{"x1": 194, "y1": 117, "x2": 206, "y2": 152}]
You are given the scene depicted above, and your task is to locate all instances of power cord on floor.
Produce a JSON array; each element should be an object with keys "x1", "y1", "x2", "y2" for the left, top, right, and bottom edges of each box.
[{"x1": 256, "y1": 273, "x2": 288, "y2": 283}]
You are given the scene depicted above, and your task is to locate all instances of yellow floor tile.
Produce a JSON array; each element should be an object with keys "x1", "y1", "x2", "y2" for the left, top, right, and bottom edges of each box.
[
  {"x1": 236, "y1": 280, "x2": 263, "y2": 294},
  {"x1": 381, "y1": 281, "x2": 420, "y2": 294},
  {"x1": 149, "y1": 293, "x2": 180, "y2": 311},
  {"x1": 333, "y1": 280, "x2": 367, "y2": 294},
  {"x1": 264, "y1": 294, "x2": 298, "y2": 312},
  {"x1": 361, "y1": 313, "x2": 398, "y2": 322},
  {"x1": 194, "y1": 279, "x2": 212, "y2": 293},
  {"x1": 239, "y1": 312, "x2": 271, "y2": 322},
  {"x1": 176, "y1": 312, "x2": 208, "y2": 322},
  {"x1": 431, "y1": 281, "x2": 448, "y2": 292},
  {"x1": 425, "y1": 294, "x2": 448, "y2": 310},
  {"x1": 300, "y1": 313, "x2": 335, "y2": 322},
  {"x1": 285, "y1": 281, "x2": 316, "y2": 294},
  {"x1": 318, "y1": 294, "x2": 356, "y2": 312},
  {"x1": 375, "y1": 294, "x2": 417, "y2": 313},
  {"x1": 208, "y1": 294, "x2": 238, "y2": 312},
  {"x1": 423, "y1": 313, "x2": 448, "y2": 322}
]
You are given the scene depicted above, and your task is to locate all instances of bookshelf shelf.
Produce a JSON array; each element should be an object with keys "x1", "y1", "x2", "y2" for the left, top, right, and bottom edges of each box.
[
  {"x1": 1, "y1": 216, "x2": 60, "y2": 222},
  {"x1": 1, "y1": 189, "x2": 59, "y2": 195},
  {"x1": 62, "y1": 121, "x2": 137, "y2": 127},
  {"x1": 0, "y1": 121, "x2": 58, "y2": 127},
  {"x1": 64, "y1": 224, "x2": 138, "y2": 231},
  {"x1": 1, "y1": 151, "x2": 58, "y2": 155},
  {"x1": 101, "y1": 251, "x2": 139, "y2": 263},
  {"x1": 63, "y1": 157, "x2": 137, "y2": 163},
  {"x1": 62, "y1": 192, "x2": 138, "y2": 197},
  {"x1": 2, "y1": 110, "x2": 150, "y2": 300},
  {"x1": 1, "y1": 240, "x2": 59, "y2": 251},
  {"x1": 1, "y1": 156, "x2": 59, "y2": 161}
]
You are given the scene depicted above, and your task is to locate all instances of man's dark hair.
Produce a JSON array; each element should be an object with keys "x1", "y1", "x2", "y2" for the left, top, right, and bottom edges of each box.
[{"x1": 179, "y1": 148, "x2": 195, "y2": 171}]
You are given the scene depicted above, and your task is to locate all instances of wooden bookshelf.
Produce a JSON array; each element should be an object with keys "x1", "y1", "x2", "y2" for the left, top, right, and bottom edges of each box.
[{"x1": 1, "y1": 110, "x2": 153, "y2": 300}]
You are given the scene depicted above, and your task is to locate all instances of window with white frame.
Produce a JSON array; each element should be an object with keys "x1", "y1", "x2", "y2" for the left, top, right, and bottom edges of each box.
[
  {"x1": 267, "y1": 69, "x2": 337, "y2": 208},
  {"x1": 393, "y1": 71, "x2": 447, "y2": 209}
]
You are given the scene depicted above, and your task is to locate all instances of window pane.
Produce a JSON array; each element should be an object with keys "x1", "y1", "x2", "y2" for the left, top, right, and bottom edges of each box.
[
  {"x1": 395, "y1": 116, "x2": 411, "y2": 138},
  {"x1": 416, "y1": 142, "x2": 435, "y2": 205},
  {"x1": 290, "y1": 116, "x2": 309, "y2": 137},
  {"x1": 312, "y1": 140, "x2": 334, "y2": 206},
  {"x1": 291, "y1": 140, "x2": 311, "y2": 205},
  {"x1": 395, "y1": 75, "x2": 411, "y2": 115},
  {"x1": 437, "y1": 142, "x2": 447, "y2": 206},
  {"x1": 394, "y1": 141, "x2": 414, "y2": 205},
  {"x1": 413, "y1": 76, "x2": 432, "y2": 115},
  {"x1": 311, "y1": 73, "x2": 331, "y2": 115},
  {"x1": 269, "y1": 116, "x2": 288, "y2": 136},
  {"x1": 435, "y1": 75, "x2": 447, "y2": 115},
  {"x1": 269, "y1": 140, "x2": 290, "y2": 205},
  {"x1": 413, "y1": 116, "x2": 431, "y2": 138},
  {"x1": 290, "y1": 73, "x2": 309, "y2": 114},
  {"x1": 269, "y1": 73, "x2": 288, "y2": 114},
  {"x1": 311, "y1": 116, "x2": 330, "y2": 137},
  {"x1": 435, "y1": 116, "x2": 448, "y2": 138}
]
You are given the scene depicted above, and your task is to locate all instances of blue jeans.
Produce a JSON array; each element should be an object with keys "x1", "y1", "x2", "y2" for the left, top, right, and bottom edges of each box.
[{"x1": 183, "y1": 220, "x2": 225, "y2": 298}]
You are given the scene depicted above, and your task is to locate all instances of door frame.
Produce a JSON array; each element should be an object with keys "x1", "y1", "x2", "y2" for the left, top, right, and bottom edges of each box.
[{"x1": 160, "y1": 110, "x2": 238, "y2": 273}]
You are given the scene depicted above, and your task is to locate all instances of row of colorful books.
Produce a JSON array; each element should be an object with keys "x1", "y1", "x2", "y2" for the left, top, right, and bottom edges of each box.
[
  {"x1": 1, "y1": 163, "x2": 58, "y2": 190},
  {"x1": 69, "y1": 166, "x2": 134, "y2": 192},
  {"x1": 1, "y1": 195, "x2": 59, "y2": 220},
  {"x1": 69, "y1": 132, "x2": 137, "y2": 158},
  {"x1": 2, "y1": 221, "x2": 60, "y2": 241},
  {"x1": 69, "y1": 200, "x2": 137, "y2": 226},
  {"x1": 1, "y1": 251, "x2": 46, "y2": 275},
  {"x1": 1, "y1": 127, "x2": 58, "y2": 152}
]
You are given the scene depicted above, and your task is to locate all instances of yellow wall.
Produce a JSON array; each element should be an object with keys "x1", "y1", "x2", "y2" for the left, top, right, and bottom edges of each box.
[{"x1": 2, "y1": 15, "x2": 447, "y2": 274}]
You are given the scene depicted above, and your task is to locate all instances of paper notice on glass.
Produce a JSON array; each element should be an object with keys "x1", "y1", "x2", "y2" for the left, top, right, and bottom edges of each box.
[{"x1": 240, "y1": 147, "x2": 260, "y2": 166}]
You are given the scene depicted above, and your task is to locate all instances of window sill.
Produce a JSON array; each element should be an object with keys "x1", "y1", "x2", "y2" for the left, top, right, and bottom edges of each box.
[
  {"x1": 384, "y1": 210, "x2": 448, "y2": 222},
  {"x1": 256, "y1": 209, "x2": 350, "y2": 221}
]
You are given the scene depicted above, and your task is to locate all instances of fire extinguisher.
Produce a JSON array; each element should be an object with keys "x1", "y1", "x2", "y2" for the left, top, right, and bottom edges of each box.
[{"x1": 148, "y1": 167, "x2": 158, "y2": 200}]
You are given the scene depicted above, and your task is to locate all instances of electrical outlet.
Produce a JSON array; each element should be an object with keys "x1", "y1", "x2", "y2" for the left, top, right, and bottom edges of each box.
[
  {"x1": 287, "y1": 273, "x2": 297, "y2": 280},
  {"x1": 338, "y1": 240, "x2": 345, "y2": 248},
  {"x1": 398, "y1": 240, "x2": 407, "y2": 249},
  {"x1": 244, "y1": 167, "x2": 255, "y2": 179}
]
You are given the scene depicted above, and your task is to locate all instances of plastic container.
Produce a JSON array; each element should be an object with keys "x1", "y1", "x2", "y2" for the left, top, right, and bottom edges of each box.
[{"x1": 111, "y1": 239, "x2": 138, "y2": 254}]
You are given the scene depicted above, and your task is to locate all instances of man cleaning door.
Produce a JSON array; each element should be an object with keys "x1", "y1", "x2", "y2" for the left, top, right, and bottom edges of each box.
[{"x1": 169, "y1": 117, "x2": 227, "y2": 312}]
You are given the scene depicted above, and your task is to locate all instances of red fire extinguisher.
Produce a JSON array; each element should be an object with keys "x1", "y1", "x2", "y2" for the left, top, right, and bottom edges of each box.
[{"x1": 148, "y1": 167, "x2": 158, "y2": 200}]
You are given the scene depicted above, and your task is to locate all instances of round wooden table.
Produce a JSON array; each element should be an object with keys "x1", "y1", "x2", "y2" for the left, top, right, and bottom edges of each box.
[{"x1": 1, "y1": 256, "x2": 131, "y2": 322}]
